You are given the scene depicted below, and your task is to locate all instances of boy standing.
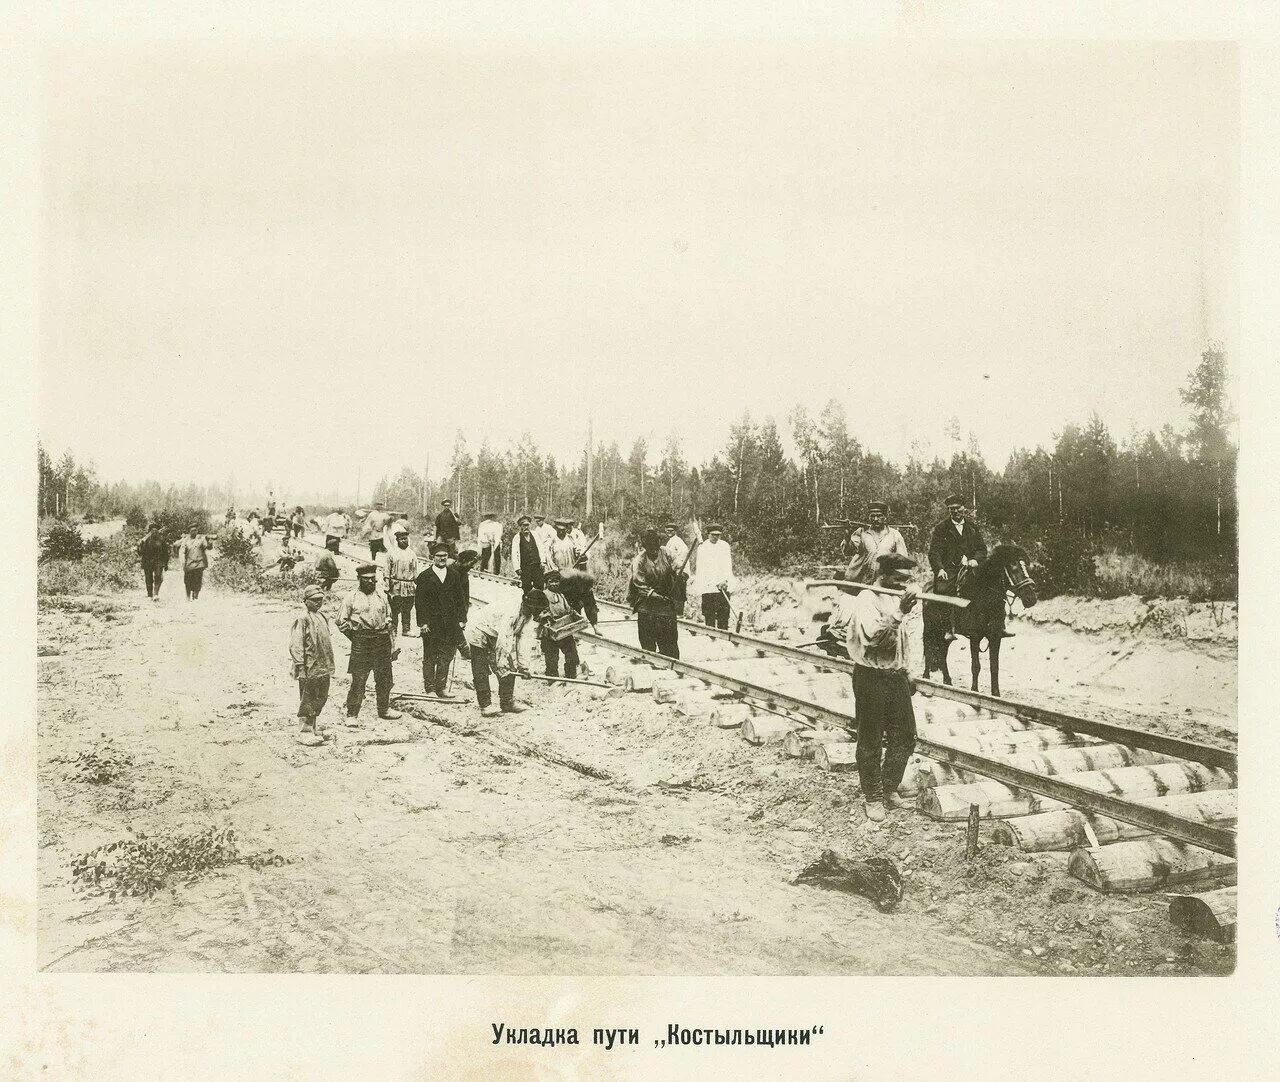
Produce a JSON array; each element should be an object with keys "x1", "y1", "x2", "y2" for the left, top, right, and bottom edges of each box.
[{"x1": 290, "y1": 585, "x2": 335, "y2": 745}]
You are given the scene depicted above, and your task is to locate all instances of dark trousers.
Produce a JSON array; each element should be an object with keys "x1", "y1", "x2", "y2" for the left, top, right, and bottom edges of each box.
[
  {"x1": 701, "y1": 592, "x2": 731, "y2": 629},
  {"x1": 470, "y1": 651, "x2": 516, "y2": 709},
  {"x1": 851, "y1": 665, "x2": 917, "y2": 803},
  {"x1": 541, "y1": 635, "x2": 580, "y2": 678},
  {"x1": 637, "y1": 612, "x2": 679, "y2": 658},
  {"x1": 292, "y1": 523, "x2": 303, "y2": 538},
  {"x1": 389, "y1": 596, "x2": 414, "y2": 634},
  {"x1": 297, "y1": 676, "x2": 331, "y2": 719},
  {"x1": 346, "y1": 633, "x2": 393, "y2": 716},
  {"x1": 480, "y1": 544, "x2": 502, "y2": 574},
  {"x1": 421, "y1": 629, "x2": 457, "y2": 695},
  {"x1": 143, "y1": 565, "x2": 165, "y2": 597},
  {"x1": 325, "y1": 535, "x2": 341, "y2": 553},
  {"x1": 370, "y1": 538, "x2": 386, "y2": 558},
  {"x1": 184, "y1": 568, "x2": 204, "y2": 599}
]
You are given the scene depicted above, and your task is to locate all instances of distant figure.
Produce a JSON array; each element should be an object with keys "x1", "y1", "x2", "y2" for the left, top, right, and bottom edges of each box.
[
  {"x1": 364, "y1": 502, "x2": 392, "y2": 559},
  {"x1": 477, "y1": 511, "x2": 504, "y2": 574},
  {"x1": 267, "y1": 491, "x2": 277, "y2": 520},
  {"x1": 569, "y1": 520, "x2": 588, "y2": 551},
  {"x1": 175, "y1": 525, "x2": 211, "y2": 600},
  {"x1": 465, "y1": 589, "x2": 547, "y2": 717},
  {"x1": 845, "y1": 500, "x2": 909, "y2": 585},
  {"x1": 926, "y1": 494, "x2": 986, "y2": 642},
  {"x1": 849, "y1": 553, "x2": 920, "y2": 824},
  {"x1": 291, "y1": 507, "x2": 305, "y2": 539},
  {"x1": 335, "y1": 564, "x2": 402, "y2": 722},
  {"x1": 546, "y1": 517, "x2": 581, "y2": 573},
  {"x1": 415, "y1": 542, "x2": 468, "y2": 697},
  {"x1": 434, "y1": 499, "x2": 461, "y2": 557},
  {"x1": 324, "y1": 509, "x2": 349, "y2": 554},
  {"x1": 690, "y1": 523, "x2": 735, "y2": 630},
  {"x1": 628, "y1": 528, "x2": 685, "y2": 658},
  {"x1": 247, "y1": 518, "x2": 264, "y2": 547},
  {"x1": 224, "y1": 507, "x2": 235, "y2": 528},
  {"x1": 289, "y1": 585, "x2": 335, "y2": 746},
  {"x1": 314, "y1": 549, "x2": 339, "y2": 592},
  {"x1": 136, "y1": 521, "x2": 170, "y2": 601},
  {"x1": 511, "y1": 513, "x2": 548, "y2": 595},
  {"x1": 532, "y1": 513, "x2": 555, "y2": 552},
  {"x1": 385, "y1": 522, "x2": 419, "y2": 636},
  {"x1": 661, "y1": 522, "x2": 688, "y2": 569}
]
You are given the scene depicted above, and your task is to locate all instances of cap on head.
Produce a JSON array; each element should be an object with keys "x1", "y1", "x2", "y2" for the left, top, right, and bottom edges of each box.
[
  {"x1": 356, "y1": 563, "x2": 378, "y2": 578},
  {"x1": 642, "y1": 528, "x2": 661, "y2": 549},
  {"x1": 868, "y1": 500, "x2": 888, "y2": 513},
  {"x1": 877, "y1": 553, "x2": 917, "y2": 574},
  {"x1": 429, "y1": 542, "x2": 450, "y2": 556},
  {"x1": 664, "y1": 522, "x2": 677, "y2": 530},
  {"x1": 554, "y1": 517, "x2": 572, "y2": 528},
  {"x1": 392, "y1": 522, "x2": 409, "y2": 536},
  {"x1": 945, "y1": 495, "x2": 965, "y2": 509},
  {"x1": 303, "y1": 585, "x2": 326, "y2": 602},
  {"x1": 706, "y1": 523, "x2": 723, "y2": 535},
  {"x1": 517, "y1": 514, "x2": 531, "y2": 526}
]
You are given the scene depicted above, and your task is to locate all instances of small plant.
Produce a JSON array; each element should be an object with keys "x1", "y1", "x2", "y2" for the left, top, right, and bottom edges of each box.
[
  {"x1": 41, "y1": 521, "x2": 86, "y2": 562},
  {"x1": 57, "y1": 740, "x2": 135, "y2": 785},
  {"x1": 70, "y1": 826, "x2": 289, "y2": 900}
]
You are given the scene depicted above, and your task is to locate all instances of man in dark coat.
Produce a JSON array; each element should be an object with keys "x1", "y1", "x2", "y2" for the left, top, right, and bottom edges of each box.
[
  {"x1": 511, "y1": 513, "x2": 546, "y2": 595},
  {"x1": 627, "y1": 528, "x2": 686, "y2": 658},
  {"x1": 136, "y1": 521, "x2": 170, "y2": 600},
  {"x1": 433, "y1": 499, "x2": 461, "y2": 557},
  {"x1": 415, "y1": 542, "x2": 469, "y2": 696},
  {"x1": 927, "y1": 494, "x2": 986, "y2": 636}
]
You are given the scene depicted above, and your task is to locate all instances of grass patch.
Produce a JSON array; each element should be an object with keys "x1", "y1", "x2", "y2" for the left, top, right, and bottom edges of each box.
[
  {"x1": 37, "y1": 531, "x2": 139, "y2": 598},
  {"x1": 56, "y1": 740, "x2": 135, "y2": 785},
  {"x1": 70, "y1": 826, "x2": 289, "y2": 900},
  {"x1": 1094, "y1": 551, "x2": 1236, "y2": 603}
]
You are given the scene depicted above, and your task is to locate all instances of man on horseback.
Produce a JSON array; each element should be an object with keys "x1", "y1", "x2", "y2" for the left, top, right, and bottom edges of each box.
[{"x1": 927, "y1": 494, "x2": 986, "y2": 625}]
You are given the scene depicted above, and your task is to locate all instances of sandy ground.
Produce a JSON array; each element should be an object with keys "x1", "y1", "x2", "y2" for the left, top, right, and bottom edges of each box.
[{"x1": 35, "y1": 534, "x2": 1236, "y2": 976}]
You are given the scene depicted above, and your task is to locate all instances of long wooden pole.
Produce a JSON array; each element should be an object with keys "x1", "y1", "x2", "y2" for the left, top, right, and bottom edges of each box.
[{"x1": 805, "y1": 579, "x2": 970, "y2": 609}]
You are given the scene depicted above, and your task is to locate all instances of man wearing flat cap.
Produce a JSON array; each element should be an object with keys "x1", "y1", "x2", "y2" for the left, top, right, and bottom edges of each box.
[
  {"x1": 845, "y1": 500, "x2": 910, "y2": 585},
  {"x1": 289, "y1": 585, "x2": 335, "y2": 745},
  {"x1": 628, "y1": 528, "x2": 685, "y2": 657},
  {"x1": 336, "y1": 564, "x2": 403, "y2": 721},
  {"x1": 661, "y1": 522, "x2": 689, "y2": 569},
  {"x1": 511, "y1": 513, "x2": 548, "y2": 595},
  {"x1": 849, "y1": 552, "x2": 921, "y2": 823},
  {"x1": 434, "y1": 499, "x2": 461, "y2": 558},
  {"x1": 415, "y1": 543, "x2": 468, "y2": 697},
  {"x1": 689, "y1": 524, "x2": 735, "y2": 630},
  {"x1": 547, "y1": 517, "x2": 582, "y2": 574},
  {"x1": 384, "y1": 521, "x2": 419, "y2": 636},
  {"x1": 928, "y1": 495, "x2": 986, "y2": 638},
  {"x1": 176, "y1": 524, "x2": 211, "y2": 601}
]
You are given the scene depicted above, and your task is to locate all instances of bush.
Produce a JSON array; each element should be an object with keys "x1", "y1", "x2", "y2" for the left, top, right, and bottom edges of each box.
[
  {"x1": 1020, "y1": 527, "x2": 1100, "y2": 599},
  {"x1": 38, "y1": 531, "x2": 141, "y2": 597},
  {"x1": 41, "y1": 521, "x2": 86, "y2": 562},
  {"x1": 216, "y1": 526, "x2": 258, "y2": 565}
]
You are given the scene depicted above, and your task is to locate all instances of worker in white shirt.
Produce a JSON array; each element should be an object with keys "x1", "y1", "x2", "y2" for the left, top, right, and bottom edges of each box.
[
  {"x1": 324, "y1": 509, "x2": 350, "y2": 554},
  {"x1": 661, "y1": 522, "x2": 689, "y2": 569},
  {"x1": 689, "y1": 523, "x2": 735, "y2": 629},
  {"x1": 477, "y1": 511, "x2": 504, "y2": 574},
  {"x1": 546, "y1": 518, "x2": 581, "y2": 573},
  {"x1": 533, "y1": 513, "x2": 555, "y2": 552}
]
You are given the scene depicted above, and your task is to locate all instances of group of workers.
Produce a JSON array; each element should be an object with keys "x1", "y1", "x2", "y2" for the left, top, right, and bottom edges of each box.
[{"x1": 154, "y1": 484, "x2": 982, "y2": 830}]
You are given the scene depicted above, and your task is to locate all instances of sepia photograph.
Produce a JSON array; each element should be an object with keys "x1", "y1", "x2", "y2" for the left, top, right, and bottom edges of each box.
[
  {"x1": 9, "y1": 4, "x2": 1280, "y2": 1077},
  {"x1": 29, "y1": 36, "x2": 1241, "y2": 980}
]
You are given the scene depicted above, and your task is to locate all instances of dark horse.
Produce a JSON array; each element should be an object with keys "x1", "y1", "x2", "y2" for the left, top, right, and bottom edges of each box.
[{"x1": 921, "y1": 544, "x2": 1037, "y2": 697}]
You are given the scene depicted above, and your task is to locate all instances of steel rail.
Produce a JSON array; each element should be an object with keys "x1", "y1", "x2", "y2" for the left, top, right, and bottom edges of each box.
[
  {"x1": 470, "y1": 570, "x2": 1236, "y2": 772},
  {"x1": 562, "y1": 626, "x2": 1236, "y2": 857}
]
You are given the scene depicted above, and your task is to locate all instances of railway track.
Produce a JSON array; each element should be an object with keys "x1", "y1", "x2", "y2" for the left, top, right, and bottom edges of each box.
[{"x1": 286, "y1": 528, "x2": 1238, "y2": 941}]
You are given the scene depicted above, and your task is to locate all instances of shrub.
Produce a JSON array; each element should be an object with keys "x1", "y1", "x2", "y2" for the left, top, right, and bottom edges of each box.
[
  {"x1": 216, "y1": 526, "x2": 258, "y2": 565},
  {"x1": 37, "y1": 531, "x2": 141, "y2": 597},
  {"x1": 1020, "y1": 527, "x2": 1100, "y2": 599},
  {"x1": 41, "y1": 521, "x2": 86, "y2": 562}
]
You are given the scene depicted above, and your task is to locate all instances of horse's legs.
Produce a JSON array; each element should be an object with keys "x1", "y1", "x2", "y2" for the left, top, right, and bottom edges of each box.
[
  {"x1": 989, "y1": 636, "x2": 1001, "y2": 698},
  {"x1": 970, "y1": 636, "x2": 982, "y2": 692}
]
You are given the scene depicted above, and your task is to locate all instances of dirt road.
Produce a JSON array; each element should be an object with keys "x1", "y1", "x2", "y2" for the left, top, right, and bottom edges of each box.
[{"x1": 37, "y1": 583, "x2": 1043, "y2": 976}]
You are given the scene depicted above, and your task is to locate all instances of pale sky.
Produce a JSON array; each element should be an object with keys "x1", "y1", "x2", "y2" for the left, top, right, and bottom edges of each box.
[{"x1": 38, "y1": 39, "x2": 1237, "y2": 498}]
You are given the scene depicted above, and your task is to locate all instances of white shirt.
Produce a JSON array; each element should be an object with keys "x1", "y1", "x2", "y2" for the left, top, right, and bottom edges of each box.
[
  {"x1": 432, "y1": 565, "x2": 447, "y2": 583},
  {"x1": 477, "y1": 519, "x2": 504, "y2": 546},
  {"x1": 663, "y1": 535, "x2": 689, "y2": 568},
  {"x1": 691, "y1": 538, "x2": 735, "y2": 596},
  {"x1": 848, "y1": 590, "x2": 912, "y2": 671},
  {"x1": 325, "y1": 512, "x2": 348, "y2": 538}
]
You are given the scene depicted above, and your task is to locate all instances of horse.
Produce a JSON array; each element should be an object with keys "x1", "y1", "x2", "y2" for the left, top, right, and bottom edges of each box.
[{"x1": 921, "y1": 543, "x2": 1037, "y2": 697}]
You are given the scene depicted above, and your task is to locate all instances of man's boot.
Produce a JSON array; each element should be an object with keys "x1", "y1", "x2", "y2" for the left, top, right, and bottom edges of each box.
[{"x1": 479, "y1": 703, "x2": 502, "y2": 718}]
